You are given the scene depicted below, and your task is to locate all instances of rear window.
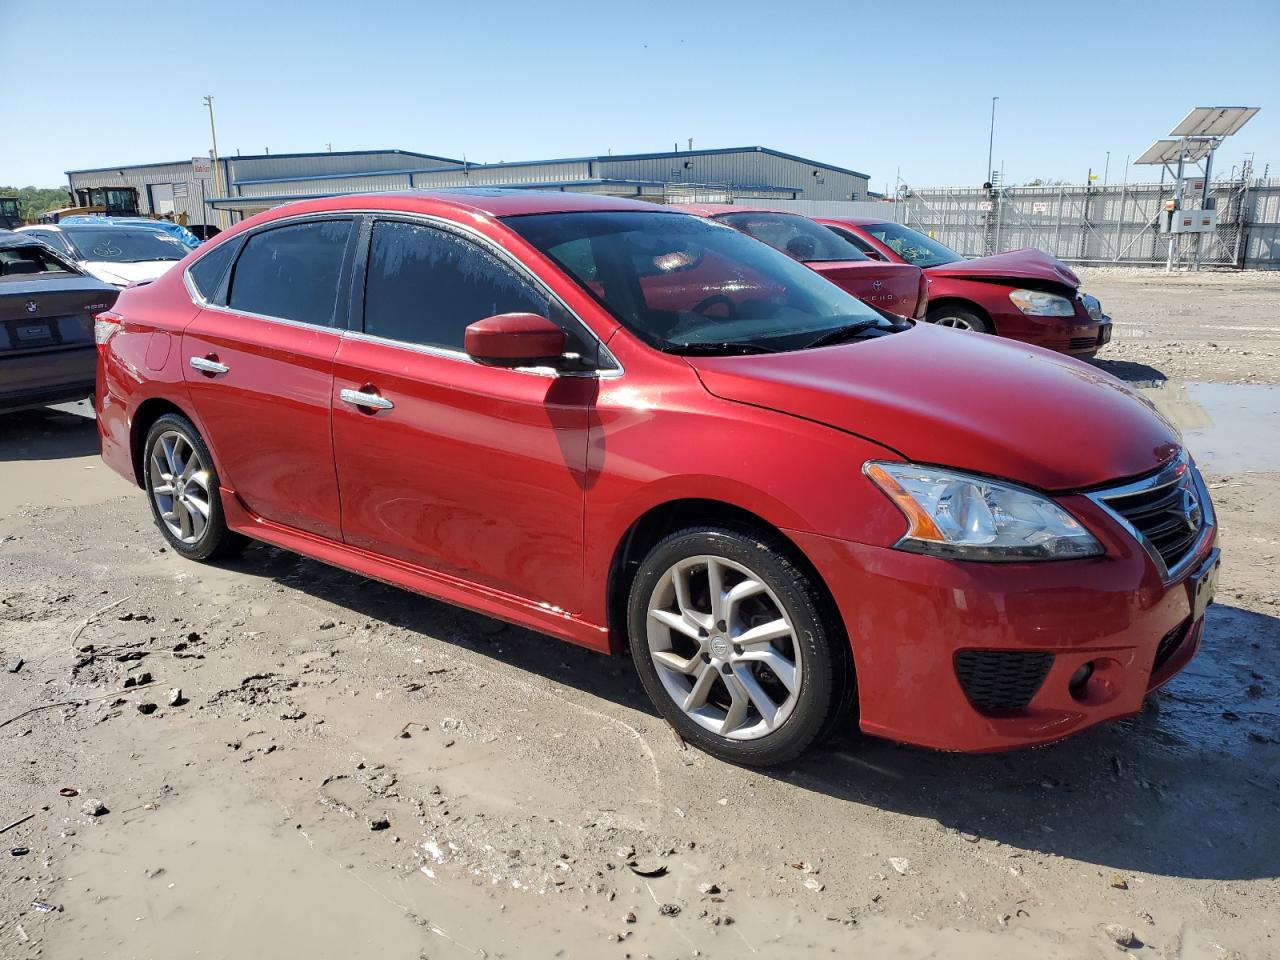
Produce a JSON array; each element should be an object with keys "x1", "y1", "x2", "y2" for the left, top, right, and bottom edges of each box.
[
  {"x1": 227, "y1": 220, "x2": 352, "y2": 326},
  {"x1": 0, "y1": 245, "x2": 77, "y2": 280},
  {"x1": 187, "y1": 239, "x2": 237, "y2": 302},
  {"x1": 716, "y1": 212, "x2": 868, "y2": 263}
]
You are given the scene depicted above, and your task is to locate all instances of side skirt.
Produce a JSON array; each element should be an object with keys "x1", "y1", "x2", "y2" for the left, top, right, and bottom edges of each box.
[{"x1": 220, "y1": 489, "x2": 612, "y2": 654}]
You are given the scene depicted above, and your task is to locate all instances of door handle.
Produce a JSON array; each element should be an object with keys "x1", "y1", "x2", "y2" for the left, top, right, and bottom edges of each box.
[
  {"x1": 189, "y1": 355, "x2": 229, "y2": 375},
  {"x1": 340, "y1": 388, "x2": 394, "y2": 411}
]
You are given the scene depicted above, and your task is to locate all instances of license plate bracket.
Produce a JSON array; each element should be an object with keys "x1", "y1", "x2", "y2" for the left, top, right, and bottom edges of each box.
[
  {"x1": 15, "y1": 322, "x2": 52, "y2": 342},
  {"x1": 1188, "y1": 548, "x2": 1220, "y2": 623}
]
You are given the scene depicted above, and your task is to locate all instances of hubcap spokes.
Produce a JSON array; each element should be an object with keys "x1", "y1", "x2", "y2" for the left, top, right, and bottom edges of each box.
[
  {"x1": 646, "y1": 555, "x2": 801, "y2": 741},
  {"x1": 149, "y1": 431, "x2": 210, "y2": 545},
  {"x1": 935, "y1": 315, "x2": 975, "y2": 330}
]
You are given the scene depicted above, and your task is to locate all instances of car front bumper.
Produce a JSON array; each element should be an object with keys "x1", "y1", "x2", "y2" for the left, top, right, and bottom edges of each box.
[
  {"x1": 787, "y1": 493, "x2": 1216, "y2": 752},
  {"x1": 0, "y1": 346, "x2": 97, "y2": 414}
]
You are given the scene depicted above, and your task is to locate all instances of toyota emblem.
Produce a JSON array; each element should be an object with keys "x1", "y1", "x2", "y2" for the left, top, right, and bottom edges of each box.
[
  {"x1": 25, "y1": 300, "x2": 38, "y2": 314},
  {"x1": 872, "y1": 280, "x2": 883, "y2": 291},
  {"x1": 1181, "y1": 486, "x2": 1203, "y2": 533}
]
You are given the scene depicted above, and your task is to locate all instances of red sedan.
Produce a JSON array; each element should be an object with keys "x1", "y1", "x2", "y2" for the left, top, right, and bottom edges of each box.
[
  {"x1": 670, "y1": 205, "x2": 928, "y2": 320},
  {"x1": 819, "y1": 217, "x2": 1112, "y2": 357},
  {"x1": 96, "y1": 190, "x2": 1216, "y2": 766}
]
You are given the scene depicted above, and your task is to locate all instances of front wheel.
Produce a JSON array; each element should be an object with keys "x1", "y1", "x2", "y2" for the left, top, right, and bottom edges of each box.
[
  {"x1": 627, "y1": 527, "x2": 848, "y2": 766},
  {"x1": 143, "y1": 413, "x2": 245, "y2": 562},
  {"x1": 927, "y1": 305, "x2": 992, "y2": 334}
]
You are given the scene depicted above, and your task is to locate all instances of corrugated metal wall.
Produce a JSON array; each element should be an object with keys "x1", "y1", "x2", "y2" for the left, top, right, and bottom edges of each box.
[
  {"x1": 236, "y1": 172, "x2": 414, "y2": 198},
  {"x1": 408, "y1": 161, "x2": 593, "y2": 188},
  {"x1": 68, "y1": 163, "x2": 214, "y2": 227},
  {"x1": 720, "y1": 198, "x2": 896, "y2": 218},
  {"x1": 229, "y1": 151, "x2": 447, "y2": 183}
]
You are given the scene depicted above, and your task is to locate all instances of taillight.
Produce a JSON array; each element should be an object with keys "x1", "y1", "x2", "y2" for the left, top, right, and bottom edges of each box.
[
  {"x1": 914, "y1": 275, "x2": 931, "y2": 319},
  {"x1": 94, "y1": 310, "x2": 123, "y2": 346}
]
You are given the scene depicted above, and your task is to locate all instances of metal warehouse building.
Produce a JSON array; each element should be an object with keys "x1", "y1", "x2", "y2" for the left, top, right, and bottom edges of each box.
[{"x1": 66, "y1": 146, "x2": 872, "y2": 229}]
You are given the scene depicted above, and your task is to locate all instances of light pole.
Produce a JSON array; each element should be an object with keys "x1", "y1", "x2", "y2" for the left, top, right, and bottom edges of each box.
[
  {"x1": 203, "y1": 95, "x2": 226, "y2": 229},
  {"x1": 1103, "y1": 150, "x2": 1111, "y2": 186},
  {"x1": 986, "y1": 96, "x2": 999, "y2": 186}
]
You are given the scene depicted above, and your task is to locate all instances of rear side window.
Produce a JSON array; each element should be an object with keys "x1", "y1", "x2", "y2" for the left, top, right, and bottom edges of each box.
[
  {"x1": 0, "y1": 244, "x2": 77, "y2": 279},
  {"x1": 363, "y1": 220, "x2": 548, "y2": 351},
  {"x1": 187, "y1": 239, "x2": 237, "y2": 302},
  {"x1": 227, "y1": 219, "x2": 352, "y2": 325}
]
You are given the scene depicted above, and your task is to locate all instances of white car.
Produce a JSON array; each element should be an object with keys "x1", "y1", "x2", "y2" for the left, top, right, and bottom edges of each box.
[{"x1": 17, "y1": 223, "x2": 190, "y2": 287}]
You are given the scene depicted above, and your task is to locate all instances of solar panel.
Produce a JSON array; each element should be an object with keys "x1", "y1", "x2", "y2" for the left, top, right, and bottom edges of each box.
[
  {"x1": 1134, "y1": 139, "x2": 1212, "y2": 165},
  {"x1": 1169, "y1": 107, "x2": 1260, "y2": 138}
]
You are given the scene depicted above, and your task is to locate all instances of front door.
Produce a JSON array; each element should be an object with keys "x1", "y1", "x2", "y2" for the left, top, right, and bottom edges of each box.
[
  {"x1": 331, "y1": 217, "x2": 594, "y2": 613},
  {"x1": 181, "y1": 217, "x2": 354, "y2": 540}
]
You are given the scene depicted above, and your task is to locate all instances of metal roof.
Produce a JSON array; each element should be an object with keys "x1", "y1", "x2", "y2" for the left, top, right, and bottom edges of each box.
[{"x1": 66, "y1": 148, "x2": 462, "y2": 176}]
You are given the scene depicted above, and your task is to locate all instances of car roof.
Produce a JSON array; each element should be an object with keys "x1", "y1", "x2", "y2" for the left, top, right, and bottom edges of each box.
[
  {"x1": 256, "y1": 189, "x2": 681, "y2": 222},
  {"x1": 667, "y1": 203, "x2": 804, "y2": 219}
]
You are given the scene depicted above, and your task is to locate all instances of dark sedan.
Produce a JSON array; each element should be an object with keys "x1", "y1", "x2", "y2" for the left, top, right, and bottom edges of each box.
[{"x1": 1, "y1": 229, "x2": 119, "y2": 414}]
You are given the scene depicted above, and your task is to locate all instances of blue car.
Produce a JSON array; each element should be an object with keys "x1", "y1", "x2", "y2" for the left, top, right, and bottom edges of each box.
[{"x1": 57, "y1": 216, "x2": 201, "y2": 250}]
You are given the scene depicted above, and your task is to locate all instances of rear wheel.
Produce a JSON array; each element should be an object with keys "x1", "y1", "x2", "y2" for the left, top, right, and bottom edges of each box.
[
  {"x1": 143, "y1": 413, "x2": 245, "y2": 562},
  {"x1": 627, "y1": 526, "x2": 847, "y2": 766},
  {"x1": 928, "y1": 305, "x2": 992, "y2": 334}
]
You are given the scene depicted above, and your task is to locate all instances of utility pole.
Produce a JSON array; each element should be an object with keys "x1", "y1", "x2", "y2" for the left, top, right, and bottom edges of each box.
[
  {"x1": 985, "y1": 96, "x2": 999, "y2": 184},
  {"x1": 202, "y1": 95, "x2": 226, "y2": 229}
]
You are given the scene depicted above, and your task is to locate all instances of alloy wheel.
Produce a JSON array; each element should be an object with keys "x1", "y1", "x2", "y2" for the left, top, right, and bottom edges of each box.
[
  {"x1": 148, "y1": 430, "x2": 212, "y2": 545},
  {"x1": 934, "y1": 314, "x2": 976, "y2": 330},
  {"x1": 645, "y1": 555, "x2": 802, "y2": 741}
]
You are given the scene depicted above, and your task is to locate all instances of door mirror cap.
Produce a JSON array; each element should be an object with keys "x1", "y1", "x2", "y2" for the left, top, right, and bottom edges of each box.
[{"x1": 464, "y1": 313, "x2": 567, "y2": 367}]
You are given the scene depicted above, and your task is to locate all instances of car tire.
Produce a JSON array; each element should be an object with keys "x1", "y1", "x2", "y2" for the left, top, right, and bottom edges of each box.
[
  {"x1": 142, "y1": 413, "x2": 245, "y2": 562},
  {"x1": 627, "y1": 526, "x2": 848, "y2": 767},
  {"x1": 927, "y1": 305, "x2": 992, "y2": 334}
]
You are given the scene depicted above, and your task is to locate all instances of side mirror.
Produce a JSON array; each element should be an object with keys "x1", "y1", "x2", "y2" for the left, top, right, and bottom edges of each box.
[{"x1": 464, "y1": 313, "x2": 567, "y2": 367}]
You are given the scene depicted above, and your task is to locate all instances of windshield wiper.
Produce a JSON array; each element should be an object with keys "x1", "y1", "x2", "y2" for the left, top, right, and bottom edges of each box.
[
  {"x1": 664, "y1": 341, "x2": 776, "y2": 356},
  {"x1": 803, "y1": 319, "x2": 895, "y2": 349}
]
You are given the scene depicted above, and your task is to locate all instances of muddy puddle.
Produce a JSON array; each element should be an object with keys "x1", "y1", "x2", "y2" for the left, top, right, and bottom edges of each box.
[{"x1": 1140, "y1": 381, "x2": 1280, "y2": 473}]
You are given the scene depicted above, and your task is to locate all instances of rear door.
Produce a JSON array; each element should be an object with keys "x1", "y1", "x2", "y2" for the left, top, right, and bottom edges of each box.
[
  {"x1": 331, "y1": 216, "x2": 595, "y2": 613},
  {"x1": 180, "y1": 217, "x2": 355, "y2": 541}
]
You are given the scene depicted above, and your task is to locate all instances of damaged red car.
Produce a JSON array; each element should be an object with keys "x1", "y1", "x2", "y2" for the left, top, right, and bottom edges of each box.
[
  {"x1": 670, "y1": 205, "x2": 928, "y2": 320},
  {"x1": 97, "y1": 190, "x2": 1214, "y2": 767},
  {"x1": 819, "y1": 217, "x2": 1111, "y2": 357}
]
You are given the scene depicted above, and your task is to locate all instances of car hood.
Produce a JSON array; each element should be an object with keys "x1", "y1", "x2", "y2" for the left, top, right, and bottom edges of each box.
[
  {"x1": 81, "y1": 260, "x2": 177, "y2": 286},
  {"x1": 688, "y1": 323, "x2": 1180, "y2": 491},
  {"x1": 925, "y1": 248, "x2": 1080, "y2": 289}
]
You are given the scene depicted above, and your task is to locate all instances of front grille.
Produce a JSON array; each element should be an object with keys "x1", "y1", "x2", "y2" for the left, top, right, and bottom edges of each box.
[
  {"x1": 1069, "y1": 336, "x2": 1098, "y2": 351},
  {"x1": 1103, "y1": 472, "x2": 1202, "y2": 571},
  {"x1": 1153, "y1": 620, "x2": 1188, "y2": 673},
  {"x1": 955, "y1": 651, "x2": 1054, "y2": 713}
]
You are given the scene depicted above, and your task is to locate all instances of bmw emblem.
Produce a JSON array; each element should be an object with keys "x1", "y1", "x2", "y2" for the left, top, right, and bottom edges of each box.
[
  {"x1": 1181, "y1": 486, "x2": 1202, "y2": 533},
  {"x1": 25, "y1": 300, "x2": 38, "y2": 314},
  {"x1": 872, "y1": 280, "x2": 883, "y2": 291}
]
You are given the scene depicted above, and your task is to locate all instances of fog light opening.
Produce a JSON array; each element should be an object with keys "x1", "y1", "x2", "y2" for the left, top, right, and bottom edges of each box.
[{"x1": 1068, "y1": 661, "x2": 1096, "y2": 701}]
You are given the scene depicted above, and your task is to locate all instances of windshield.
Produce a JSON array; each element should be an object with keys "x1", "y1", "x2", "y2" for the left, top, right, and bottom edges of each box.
[
  {"x1": 505, "y1": 211, "x2": 898, "y2": 354},
  {"x1": 717, "y1": 211, "x2": 868, "y2": 263},
  {"x1": 61, "y1": 228, "x2": 189, "y2": 263},
  {"x1": 860, "y1": 222, "x2": 962, "y2": 268}
]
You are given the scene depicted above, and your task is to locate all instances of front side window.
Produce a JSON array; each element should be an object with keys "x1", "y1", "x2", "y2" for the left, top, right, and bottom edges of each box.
[
  {"x1": 716, "y1": 212, "x2": 867, "y2": 263},
  {"x1": 506, "y1": 211, "x2": 897, "y2": 355},
  {"x1": 860, "y1": 222, "x2": 963, "y2": 268},
  {"x1": 227, "y1": 219, "x2": 352, "y2": 326},
  {"x1": 61, "y1": 228, "x2": 189, "y2": 264},
  {"x1": 363, "y1": 220, "x2": 553, "y2": 353}
]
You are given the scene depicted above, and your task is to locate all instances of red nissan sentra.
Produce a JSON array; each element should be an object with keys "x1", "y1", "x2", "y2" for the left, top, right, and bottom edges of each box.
[
  {"x1": 669, "y1": 205, "x2": 928, "y2": 321},
  {"x1": 819, "y1": 217, "x2": 1112, "y2": 357},
  {"x1": 96, "y1": 190, "x2": 1218, "y2": 766}
]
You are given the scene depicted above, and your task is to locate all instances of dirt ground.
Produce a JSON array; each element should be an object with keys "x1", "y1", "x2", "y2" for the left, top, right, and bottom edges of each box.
[{"x1": 1, "y1": 268, "x2": 1277, "y2": 960}]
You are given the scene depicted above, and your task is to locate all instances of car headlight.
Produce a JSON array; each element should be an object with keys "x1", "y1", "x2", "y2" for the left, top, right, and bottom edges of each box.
[
  {"x1": 865, "y1": 462, "x2": 1103, "y2": 561},
  {"x1": 1079, "y1": 293, "x2": 1104, "y2": 320},
  {"x1": 1008, "y1": 289, "x2": 1075, "y2": 316}
]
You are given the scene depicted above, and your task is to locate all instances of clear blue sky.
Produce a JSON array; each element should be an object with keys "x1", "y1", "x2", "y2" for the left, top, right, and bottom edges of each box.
[{"x1": 3, "y1": 0, "x2": 1276, "y2": 190}]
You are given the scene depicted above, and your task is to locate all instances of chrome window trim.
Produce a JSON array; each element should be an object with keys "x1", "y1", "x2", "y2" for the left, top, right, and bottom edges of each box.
[
  {"x1": 1085, "y1": 451, "x2": 1216, "y2": 585},
  {"x1": 181, "y1": 207, "x2": 623, "y2": 379}
]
